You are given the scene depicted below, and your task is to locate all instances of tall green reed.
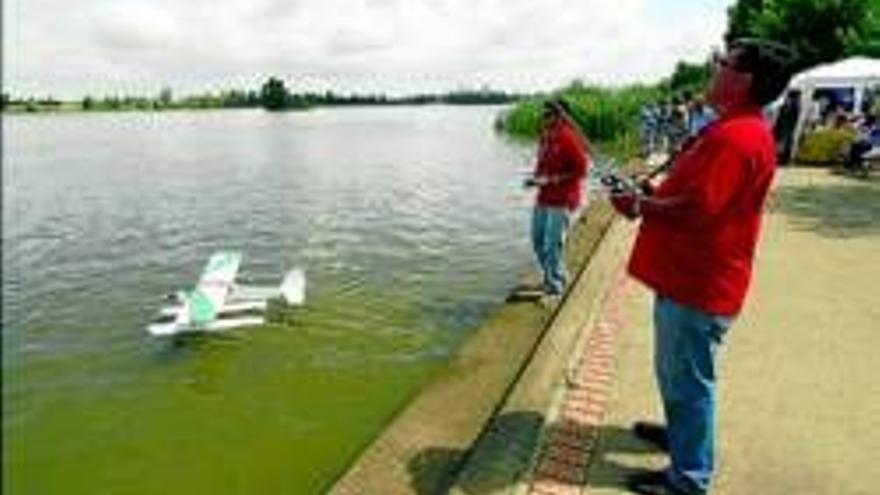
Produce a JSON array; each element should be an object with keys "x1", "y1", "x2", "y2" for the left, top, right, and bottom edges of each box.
[{"x1": 496, "y1": 83, "x2": 661, "y2": 161}]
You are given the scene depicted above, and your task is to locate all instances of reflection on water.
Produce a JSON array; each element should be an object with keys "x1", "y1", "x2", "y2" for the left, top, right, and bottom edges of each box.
[{"x1": 2, "y1": 106, "x2": 536, "y2": 494}]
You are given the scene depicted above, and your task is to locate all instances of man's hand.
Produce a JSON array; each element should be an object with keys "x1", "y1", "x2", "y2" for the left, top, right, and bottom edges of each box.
[
  {"x1": 610, "y1": 190, "x2": 641, "y2": 220},
  {"x1": 638, "y1": 178, "x2": 656, "y2": 196},
  {"x1": 523, "y1": 175, "x2": 550, "y2": 188}
]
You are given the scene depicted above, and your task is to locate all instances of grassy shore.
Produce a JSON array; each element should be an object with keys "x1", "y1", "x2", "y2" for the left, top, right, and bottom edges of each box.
[{"x1": 494, "y1": 83, "x2": 662, "y2": 162}]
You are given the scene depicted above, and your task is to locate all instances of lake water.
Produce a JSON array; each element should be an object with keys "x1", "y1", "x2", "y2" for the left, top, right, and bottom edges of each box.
[{"x1": 2, "y1": 106, "x2": 537, "y2": 494}]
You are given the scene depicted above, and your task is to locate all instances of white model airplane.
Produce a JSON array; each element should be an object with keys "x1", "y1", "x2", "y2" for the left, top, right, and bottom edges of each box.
[{"x1": 147, "y1": 251, "x2": 305, "y2": 336}]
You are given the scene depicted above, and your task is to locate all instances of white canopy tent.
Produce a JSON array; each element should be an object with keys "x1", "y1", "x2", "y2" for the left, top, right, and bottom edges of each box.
[
  {"x1": 790, "y1": 57, "x2": 880, "y2": 110},
  {"x1": 781, "y1": 57, "x2": 880, "y2": 160}
]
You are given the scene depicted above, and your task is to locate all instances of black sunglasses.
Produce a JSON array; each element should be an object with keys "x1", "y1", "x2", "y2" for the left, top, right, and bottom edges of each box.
[
  {"x1": 712, "y1": 53, "x2": 748, "y2": 72},
  {"x1": 712, "y1": 52, "x2": 738, "y2": 70}
]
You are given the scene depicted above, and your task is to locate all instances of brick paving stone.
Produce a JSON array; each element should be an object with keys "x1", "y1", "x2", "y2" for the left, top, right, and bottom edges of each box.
[{"x1": 525, "y1": 269, "x2": 631, "y2": 493}]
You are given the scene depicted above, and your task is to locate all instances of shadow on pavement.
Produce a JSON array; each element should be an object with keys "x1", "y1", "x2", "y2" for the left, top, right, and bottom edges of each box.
[
  {"x1": 408, "y1": 411, "x2": 544, "y2": 495},
  {"x1": 407, "y1": 416, "x2": 664, "y2": 494},
  {"x1": 773, "y1": 177, "x2": 880, "y2": 238},
  {"x1": 584, "y1": 424, "x2": 665, "y2": 491},
  {"x1": 408, "y1": 447, "x2": 466, "y2": 495}
]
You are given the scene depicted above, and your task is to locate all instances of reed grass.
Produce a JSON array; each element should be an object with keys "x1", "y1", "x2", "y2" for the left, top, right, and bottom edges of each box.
[{"x1": 496, "y1": 83, "x2": 662, "y2": 162}]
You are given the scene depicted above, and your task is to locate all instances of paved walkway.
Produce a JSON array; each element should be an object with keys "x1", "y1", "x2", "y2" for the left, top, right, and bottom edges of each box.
[{"x1": 526, "y1": 168, "x2": 879, "y2": 495}]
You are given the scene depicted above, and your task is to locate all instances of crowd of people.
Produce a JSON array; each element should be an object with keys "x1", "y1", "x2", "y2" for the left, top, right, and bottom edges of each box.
[
  {"x1": 813, "y1": 96, "x2": 880, "y2": 172},
  {"x1": 639, "y1": 94, "x2": 717, "y2": 158},
  {"x1": 779, "y1": 90, "x2": 880, "y2": 172}
]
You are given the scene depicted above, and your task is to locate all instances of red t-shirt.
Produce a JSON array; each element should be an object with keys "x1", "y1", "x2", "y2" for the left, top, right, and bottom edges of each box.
[
  {"x1": 625, "y1": 108, "x2": 776, "y2": 316},
  {"x1": 535, "y1": 120, "x2": 590, "y2": 210}
]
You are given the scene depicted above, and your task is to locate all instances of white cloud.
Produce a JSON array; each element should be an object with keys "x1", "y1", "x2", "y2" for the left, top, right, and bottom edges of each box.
[
  {"x1": 4, "y1": 0, "x2": 734, "y2": 98},
  {"x1": 91, "y1": 1, "x2": 182, "y2": 51}
]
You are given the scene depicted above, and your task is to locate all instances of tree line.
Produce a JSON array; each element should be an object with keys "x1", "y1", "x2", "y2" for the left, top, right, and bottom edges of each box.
[{"x1": 1, "y1": 79, "x2": 522, "y2": 113}]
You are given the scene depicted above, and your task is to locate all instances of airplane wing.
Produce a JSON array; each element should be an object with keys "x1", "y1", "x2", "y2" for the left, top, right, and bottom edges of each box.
[{"x1": 175, "y1": 251, "x2": 242, "y2": 326}]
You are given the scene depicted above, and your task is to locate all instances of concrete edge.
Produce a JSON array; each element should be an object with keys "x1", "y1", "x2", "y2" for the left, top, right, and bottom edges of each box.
[
  {"x1": 328, "y1": 201, "x2": 619, "y2": 495},
  {"x1": 448, "y1": 217, "x2": 632, "y2": 495}
]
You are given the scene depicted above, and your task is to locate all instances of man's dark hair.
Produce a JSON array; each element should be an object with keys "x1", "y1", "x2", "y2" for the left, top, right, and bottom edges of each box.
[
  {"x1": 555, "y1": 98, "x2": 575, "y2": 116},
  {"x1": 544, "y1": 97, "x2": 574, "y2": 118},
  {"x1": 729, "y1": 38, "x2": 796, "y2": 106}
]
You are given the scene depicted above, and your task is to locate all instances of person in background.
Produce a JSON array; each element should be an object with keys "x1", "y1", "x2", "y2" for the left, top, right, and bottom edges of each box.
[
  {"x1": 687, "y1": 95, "x2": 716, "y2": 137},
  {"x1": 772, "y1": 90, "x2": 801, "y2": 164},
  {"x1": 806, "y1": 94, "x2": 829, "y2": 130},
  {"x1": 656, "y1": 100, "x2": 673, "y2": 154},
  {"x1": 523, "y1": 99, "x2": 591, "y2": 298},
  {"x1": 641, "y1": 102, "x2": 661, "y2": 157},
  {"x1": 844, "y1": 113, "x2": 879, "y2": 174},
  {"x1": 667, "y1": 96, "x2": 690, "y2": 153},
  {"x1": 828, "y1": 107, "x2": 855, "y2": 130},
  {"x1": 608, "y1": 38, "x2": 794, "y2": 495}
]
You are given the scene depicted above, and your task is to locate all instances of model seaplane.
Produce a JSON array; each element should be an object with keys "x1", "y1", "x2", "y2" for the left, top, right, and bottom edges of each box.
[{"x1": 147, "y1": 250, "x2": 305, "y2": 336}]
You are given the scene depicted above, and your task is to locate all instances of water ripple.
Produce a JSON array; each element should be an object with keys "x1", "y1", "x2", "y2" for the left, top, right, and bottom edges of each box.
[{"x1": 4, "y1": 107, "x2": 535, "y2": 493}]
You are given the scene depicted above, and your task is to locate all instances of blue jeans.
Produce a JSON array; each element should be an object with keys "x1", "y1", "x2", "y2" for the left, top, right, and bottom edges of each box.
[
  {"x1": 653, "y1": 295, "x2": 732, "y2": 494},
  {"x1": 531, "y1": 206, "x2": 569, "y2": 294}
]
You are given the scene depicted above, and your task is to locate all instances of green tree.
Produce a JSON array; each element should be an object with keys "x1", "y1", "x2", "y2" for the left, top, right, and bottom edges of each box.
[
  {"x1": 666, "y1": 61, "x2": 711, "y2": 95},
  {"x1": 844, "y1": 1, "x2": 880, "y2": 57},
  {"x1": 1, "y1": 93, "x2": 9, "y2": 110},
  {"x1": 725, "y1": 0, "x2": 879, "y2": 71},
  {"x1": 82, "y1": 96, "x2": 95, "y2": 110},
  {"x1": 260, "y1": 77, "x2": 291, "y2": 110},
  {"x1": 726, "y1": 0, "x2": 765, "y2": 42},
  {"x1": 159, "y1": 87, "x2": 173, "y2": 107}
]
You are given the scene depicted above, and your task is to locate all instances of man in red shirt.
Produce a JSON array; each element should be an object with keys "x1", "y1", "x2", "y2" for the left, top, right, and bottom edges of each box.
[
  {"x1": 524, "y1": 99, "x2": 590, "y2": 297},
  {"x1": 610, "y1": 39, "x2": 794, "y2": 495}
]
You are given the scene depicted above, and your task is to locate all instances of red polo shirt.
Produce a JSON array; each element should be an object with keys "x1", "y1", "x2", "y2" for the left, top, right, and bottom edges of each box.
[
  {"x1": 625, "y1": 108, "x2": 776, "y2": 316},
  {"x1": 535, "y1": 120, "x2": 590, "y2": 210}
]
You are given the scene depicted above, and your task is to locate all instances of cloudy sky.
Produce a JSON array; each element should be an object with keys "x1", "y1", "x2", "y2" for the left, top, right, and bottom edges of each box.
[{"x1": 4, "y1": 0, "x2": 734, "y2": 98}]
